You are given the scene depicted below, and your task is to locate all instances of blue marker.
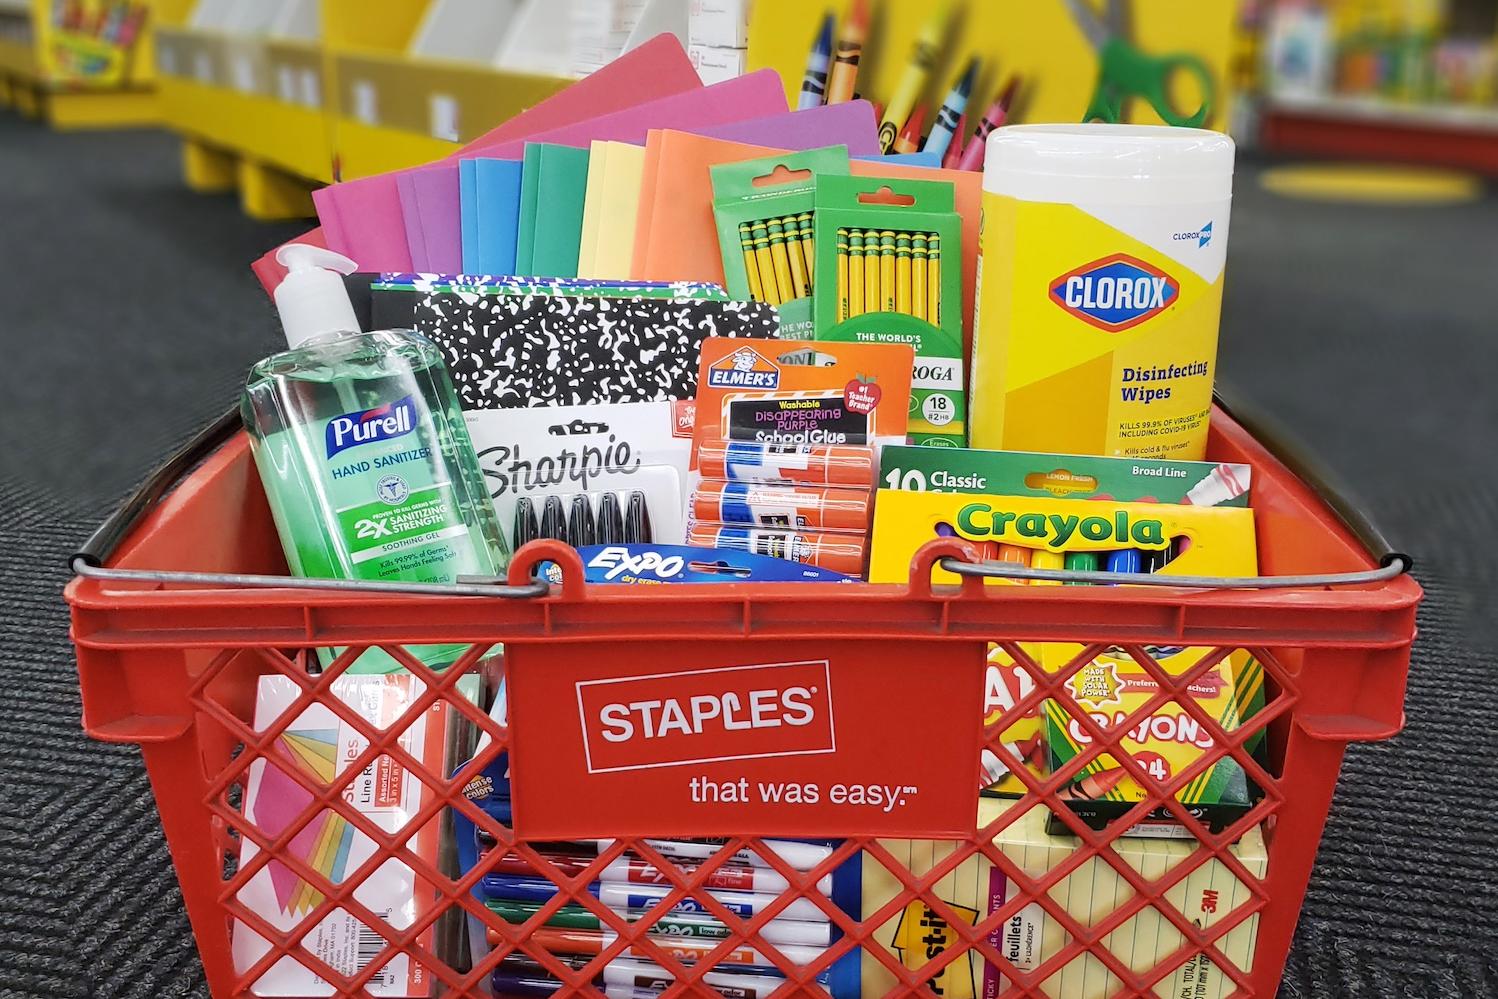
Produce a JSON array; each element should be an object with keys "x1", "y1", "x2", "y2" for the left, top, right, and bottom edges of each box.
[
  {"x1": 922, "y1": 58, "x2": 978, "y2": 161},
  {"x1": 479, "y1": 876, "x2": 830, "y2": 922},
  {"x1": 1105, "y1": 549, "x2": 1143, "y2": 578}
]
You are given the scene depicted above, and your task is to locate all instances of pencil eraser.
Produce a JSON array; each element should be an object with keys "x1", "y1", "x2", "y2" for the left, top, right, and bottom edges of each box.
[{"x1": 689, "y1": 0, "x2": 753, "y2": 49}]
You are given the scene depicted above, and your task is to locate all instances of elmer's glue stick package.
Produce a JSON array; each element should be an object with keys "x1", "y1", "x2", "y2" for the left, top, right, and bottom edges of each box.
[{"x1": 971, "y1": 124, "x2": 1235, "y2": 460}]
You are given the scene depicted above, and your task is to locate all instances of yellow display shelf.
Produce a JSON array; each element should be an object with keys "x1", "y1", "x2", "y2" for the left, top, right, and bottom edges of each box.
[
  {"x1": 328, "y1": 49, "x2": 568, "y2": 178},
  {"x1": 748, "y1": 0, "x2": 1236, "y2": 132},
  {"x1": 0, "y1": 0, "x2": 172, "y2": 129}
]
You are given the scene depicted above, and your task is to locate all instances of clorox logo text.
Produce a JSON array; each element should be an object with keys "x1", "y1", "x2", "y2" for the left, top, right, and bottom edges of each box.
[
  {"x1": 1050, "y1": 254, "x2": 1180, "y2": 332},
  {"x1": 707, "y1": 347, "x2": 782, "y2": 390},
  {"x1": 325, "y1": 396, "x2": 418, "y2": 458}
]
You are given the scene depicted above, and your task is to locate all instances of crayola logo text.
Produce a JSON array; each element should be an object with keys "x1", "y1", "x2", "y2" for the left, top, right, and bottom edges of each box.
[
  {"x1": 575, "y1": 661, "x2": 835, "y2": 772},
  {"x1": 1050, "y1": 254, "x2": 1180, "y2": 332},
  {"x1": 956, "y1": 503, "x2": 1166, "y2": 549},
  {"x1": 325, "y1": 396, "x2": 418, "y2": 458}
]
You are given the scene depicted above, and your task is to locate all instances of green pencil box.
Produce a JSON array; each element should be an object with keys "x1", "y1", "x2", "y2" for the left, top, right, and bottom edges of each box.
[
  {"x1": 811, "y1": 175, "x2": 965, "y2": 447},
  {"x1": 711, "y1": 146, "x2": 850, "y2": 339}
]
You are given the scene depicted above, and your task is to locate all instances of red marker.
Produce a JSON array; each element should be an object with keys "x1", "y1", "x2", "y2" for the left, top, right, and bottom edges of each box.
[
  {"x1": 941, "y1": 111, "x2": 968, "y2": 169},
  {"x1": 957, "y1": 76, "x2": 1022, "y2": 172}
]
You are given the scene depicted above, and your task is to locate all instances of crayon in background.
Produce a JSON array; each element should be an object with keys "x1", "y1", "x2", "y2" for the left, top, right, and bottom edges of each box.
[
  {"x1": 893, "y1": 106, "x2": 926, "y2": 155},
  {"x1": 836, "y1": 228, "x2": 850, "y2": 321},
  {"x1": 766, "y1": 218, "x2": 797, "y2": 302},
  {"x1": 825, "y1": 0, "x2": 867, "y2": 105},
  {"x1": 958, "y1": 76, "x2": 1022, "y2": 172},
  {"x1": 750, "y1": 221, "x2": 781, "y2": 306},
  {"x1": 1064, "y1": 549, "x2": 1099, "y2": 584},
  {"x1": 878, "y1": 1, "x2": 951, "y2": 152},
  {"x1": 911, "y1": 232, "x2": 928, "y2": 321},
  {"x1": 739, "y1": 222, "x2": 765, "y2": 302},
  {"x1": 799, "y1": 14, "x2": 834, "y2": 110},
  {"x1": 924, "y1": 58, "x2": 978, "y2": 162},
  {"x1": 895, "y1": 232, "x2": 912, "y2": 314},
  {"x1": 879, "y1": 231, "x2": 896, "y2": 312},
  {"x1": 1059, "y1": 768, "x2": 1127, "y2": 801},
  {"x1": 862, "y1": 228, "x2": 880, "y2": 314},
  {"x1": 942, "y1": 110, "x2": 969, "y2": 169},
  {"x1": 926, "y1": 233, "x2": 941, "y2": 323},
  {"x1": 848, "y1": 229, "x2": 865, "y2": 317},
  {"x1": 783, "y1": 216, "x2": 810, "y2": 298},
  {"x1": 797, "y1": 210, "x2": 815, "y2": 281}
]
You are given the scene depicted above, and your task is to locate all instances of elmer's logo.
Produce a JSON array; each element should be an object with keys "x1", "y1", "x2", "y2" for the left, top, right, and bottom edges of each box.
[
  {"x1": 1050, "y1": 254, "x2": 1180, "y2": 332},
  {"x1": 707, "y1": 347, "x2": 782, "y2": 390},
  {"x1": 325, "y1": 396, "x2": 418, "y2": 458},
  {"x1": 575, "y1": 661, "x2": 834, "y2": 773}
]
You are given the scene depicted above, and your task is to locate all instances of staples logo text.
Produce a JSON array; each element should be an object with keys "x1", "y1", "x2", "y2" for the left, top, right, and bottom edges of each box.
[{"x1": 575, "y1": 660, "x2": 834, "y2": 772}]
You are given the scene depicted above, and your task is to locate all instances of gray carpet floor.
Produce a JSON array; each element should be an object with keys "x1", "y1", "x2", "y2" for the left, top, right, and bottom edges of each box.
[{"x1": 1, "y1": 108, "x2": 1495, "y2": 997}]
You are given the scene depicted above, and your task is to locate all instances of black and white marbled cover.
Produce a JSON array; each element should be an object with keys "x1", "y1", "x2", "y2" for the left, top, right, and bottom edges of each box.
[{"x1": 413, "y1": 291, "x2": 781, "y2": 410}]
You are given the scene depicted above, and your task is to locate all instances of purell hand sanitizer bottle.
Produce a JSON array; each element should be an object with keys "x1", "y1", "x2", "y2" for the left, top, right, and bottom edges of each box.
[{"x1": 243, "y1": 245, "x2": 510, "y2": 673}]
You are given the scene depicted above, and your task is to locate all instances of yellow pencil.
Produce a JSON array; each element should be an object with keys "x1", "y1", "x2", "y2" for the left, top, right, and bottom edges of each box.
[
  {"x1": 751, "y1": 221, "x2": 781, "y2": 306},
  {"x1": 879, "y1": 231, "x2": 896, "y2": 312},
  {"x1": 912, "y1": 232, "x2": 928, "y2": 322},
  {"x1": 739, "y1": 222, "x2": 765, "y2": 303},
  {"x1": 848, "y1": 229, "x2": 865, "y2": 317},
  {"x1": 782, "y1": 216, "x2": 810, "y2": 299},
  {"x1": 863, "y1": 228, "x2": 879, "y2": 315},
  {"x1": 927, "y1": 233, "x2": 941, "y2": 324},
  {"x1": 895, "y1": 232, "x2": 912, "y2": 314},
  {"x1": 836, "y1": 228, "x2": 850, "y2": 322},
  {"x1": 797, "y1": 211, "x2": 815, "y2": 282},
  {"x1": 766, "y1": 218, "x2": 797, "y2": 303}
]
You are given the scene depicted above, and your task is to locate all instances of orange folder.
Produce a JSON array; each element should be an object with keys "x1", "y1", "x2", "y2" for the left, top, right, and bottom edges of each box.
[{"x1": 630, "y1": 132, "x2": 981, "y2": 356}]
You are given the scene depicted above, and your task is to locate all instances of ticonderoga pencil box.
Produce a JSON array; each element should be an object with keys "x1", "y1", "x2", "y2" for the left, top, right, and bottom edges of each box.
[
  {"x1": 877, "y1": 446, "x2": 1253, "y2": 507},
  {"x1": 861, "y1": 798, "x2": 1267, "y2": 999},
  {"x1": 712, "y1": 146, "x2": 851, "y2": 339},
  {"x1": 812, "y1": 175, "x2": 965, "y2": 448}
]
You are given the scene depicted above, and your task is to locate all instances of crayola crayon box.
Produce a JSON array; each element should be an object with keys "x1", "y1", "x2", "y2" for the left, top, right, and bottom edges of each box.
[
  {"x1": 868, "y1": 489, "x2": 1263, "y2": 835},
  {"x1": 812, "y1": 175, "x2": 966, "y2": 447},
  {"x1": 712, "y1": 146, "x2": 851, "y2": 338},
  {"x1": 860, "y1": 799, "x2": 1267, "y2": 999}
]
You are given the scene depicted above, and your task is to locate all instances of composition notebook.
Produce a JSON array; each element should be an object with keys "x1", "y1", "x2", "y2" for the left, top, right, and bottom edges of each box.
[{"x1": 410, "y1": 290, "x2": 780, "y2": 409}]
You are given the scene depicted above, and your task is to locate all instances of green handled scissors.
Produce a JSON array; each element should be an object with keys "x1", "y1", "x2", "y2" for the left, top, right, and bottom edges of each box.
[{"x1": 1064, "y1": 0, "x2": 1216, "y2": 127}]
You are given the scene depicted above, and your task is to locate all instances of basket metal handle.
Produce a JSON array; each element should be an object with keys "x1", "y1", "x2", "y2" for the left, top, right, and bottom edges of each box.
[
  {"x1": 68, "y1": 404, "x2": 548, "y2": 599},
  {"x1": 937, "y1": 555, "x2": 1409, "y2": 589}
]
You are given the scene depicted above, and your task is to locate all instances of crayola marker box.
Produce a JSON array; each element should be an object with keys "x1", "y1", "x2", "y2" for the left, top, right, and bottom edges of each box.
[
  {"x1": 860, "y1": 800, "x2": 1267, "y2": 999},
  {"x1": 812, "y1": 175, "x2": 966, "y2": 448}
]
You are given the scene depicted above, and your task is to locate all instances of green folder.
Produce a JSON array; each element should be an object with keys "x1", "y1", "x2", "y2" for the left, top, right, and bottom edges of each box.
[{"x1": 516, "y1": 142, "x2": 592, "y2": 278}]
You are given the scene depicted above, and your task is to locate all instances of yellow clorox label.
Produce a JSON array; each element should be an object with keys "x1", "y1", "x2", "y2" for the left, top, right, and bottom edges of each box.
[{"x1": 970, "y1": 194, "x2": 1228, "y2": 460}]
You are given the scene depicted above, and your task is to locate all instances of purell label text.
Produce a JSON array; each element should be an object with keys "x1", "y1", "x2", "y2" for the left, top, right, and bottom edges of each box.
[{"x1": 325, "y1": 396, "x2": 418, "y2": 458}]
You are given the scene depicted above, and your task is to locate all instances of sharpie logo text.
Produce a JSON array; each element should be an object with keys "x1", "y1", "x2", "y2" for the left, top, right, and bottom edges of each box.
[
  {"x1": 576, "y1": 661, "x2": 835, "y2": 772},
  {"x1": 326, "y1": 396, "x2": 418, "y2": 458},
  {"x1": 1049, "y1": 254, "x2": 1179, "y2": 332}
]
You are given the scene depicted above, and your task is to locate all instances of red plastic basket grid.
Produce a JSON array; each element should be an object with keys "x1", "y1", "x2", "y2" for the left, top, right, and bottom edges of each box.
[{"x1": 66, "y1": 411, "x2": 1421, "y2": 999}]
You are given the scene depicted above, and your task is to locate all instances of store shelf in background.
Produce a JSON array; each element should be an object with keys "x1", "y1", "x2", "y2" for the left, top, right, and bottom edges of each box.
[
  {"x1": 0, "y1": 0, "x2": 167, "y2": 129},
  {"x1": 1262, "y1": 91, "x2": 1498, "y2": 175},
  {"x1": 329, "y1": 50, "x2": 569, "y2": 178}
]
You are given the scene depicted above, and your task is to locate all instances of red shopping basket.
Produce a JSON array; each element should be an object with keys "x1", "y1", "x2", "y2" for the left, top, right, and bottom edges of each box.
[{"x1": 66, "y1": 391, "x2": 1420, "y2": 999}]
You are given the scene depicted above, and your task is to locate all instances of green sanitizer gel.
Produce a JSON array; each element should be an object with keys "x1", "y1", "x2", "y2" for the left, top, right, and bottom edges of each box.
[{"x1": 243, "y1": 245, "x2": 510, "y2": 673}]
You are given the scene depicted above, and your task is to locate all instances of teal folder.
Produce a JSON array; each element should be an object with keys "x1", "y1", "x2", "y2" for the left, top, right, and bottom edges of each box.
[{"x1": 516, "y1": 143, "x2": 592, "y2": 278}]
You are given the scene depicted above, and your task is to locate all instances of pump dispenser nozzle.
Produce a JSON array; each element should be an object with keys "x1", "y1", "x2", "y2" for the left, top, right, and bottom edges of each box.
[{"x1": 274, "y1": 243, "x2": 362, "y2": 347}]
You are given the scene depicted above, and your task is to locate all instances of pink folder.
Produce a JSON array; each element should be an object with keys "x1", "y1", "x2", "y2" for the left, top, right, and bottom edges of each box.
[
  {"x1": 312, "y1": 69, "x2": 785, "y2": 276},
  {"x1": 255, "y1": 34, "x2": 702, "y2": 293}
]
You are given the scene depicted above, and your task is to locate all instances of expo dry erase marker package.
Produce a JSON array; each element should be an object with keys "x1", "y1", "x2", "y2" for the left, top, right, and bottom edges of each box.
[
  {"x1": 711, "y1": 146, "x2": 851, "y2": 337},
  {"x1": 812, "y1": 174, "x2": 966, "y2": 447}
]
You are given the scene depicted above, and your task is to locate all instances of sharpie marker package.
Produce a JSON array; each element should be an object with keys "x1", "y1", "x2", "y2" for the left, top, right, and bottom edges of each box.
[
  {"x1": 465, "y1": 402, "x2": 694, "y2": 550},
  {"x1": 545, "y1": 544, "x2": 856, "y2": 584}
]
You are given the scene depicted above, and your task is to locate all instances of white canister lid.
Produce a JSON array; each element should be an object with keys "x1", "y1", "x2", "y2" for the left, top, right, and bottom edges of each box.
[{"x1": 984, "y1": 124, "x2": 1235, "y2": 205}]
